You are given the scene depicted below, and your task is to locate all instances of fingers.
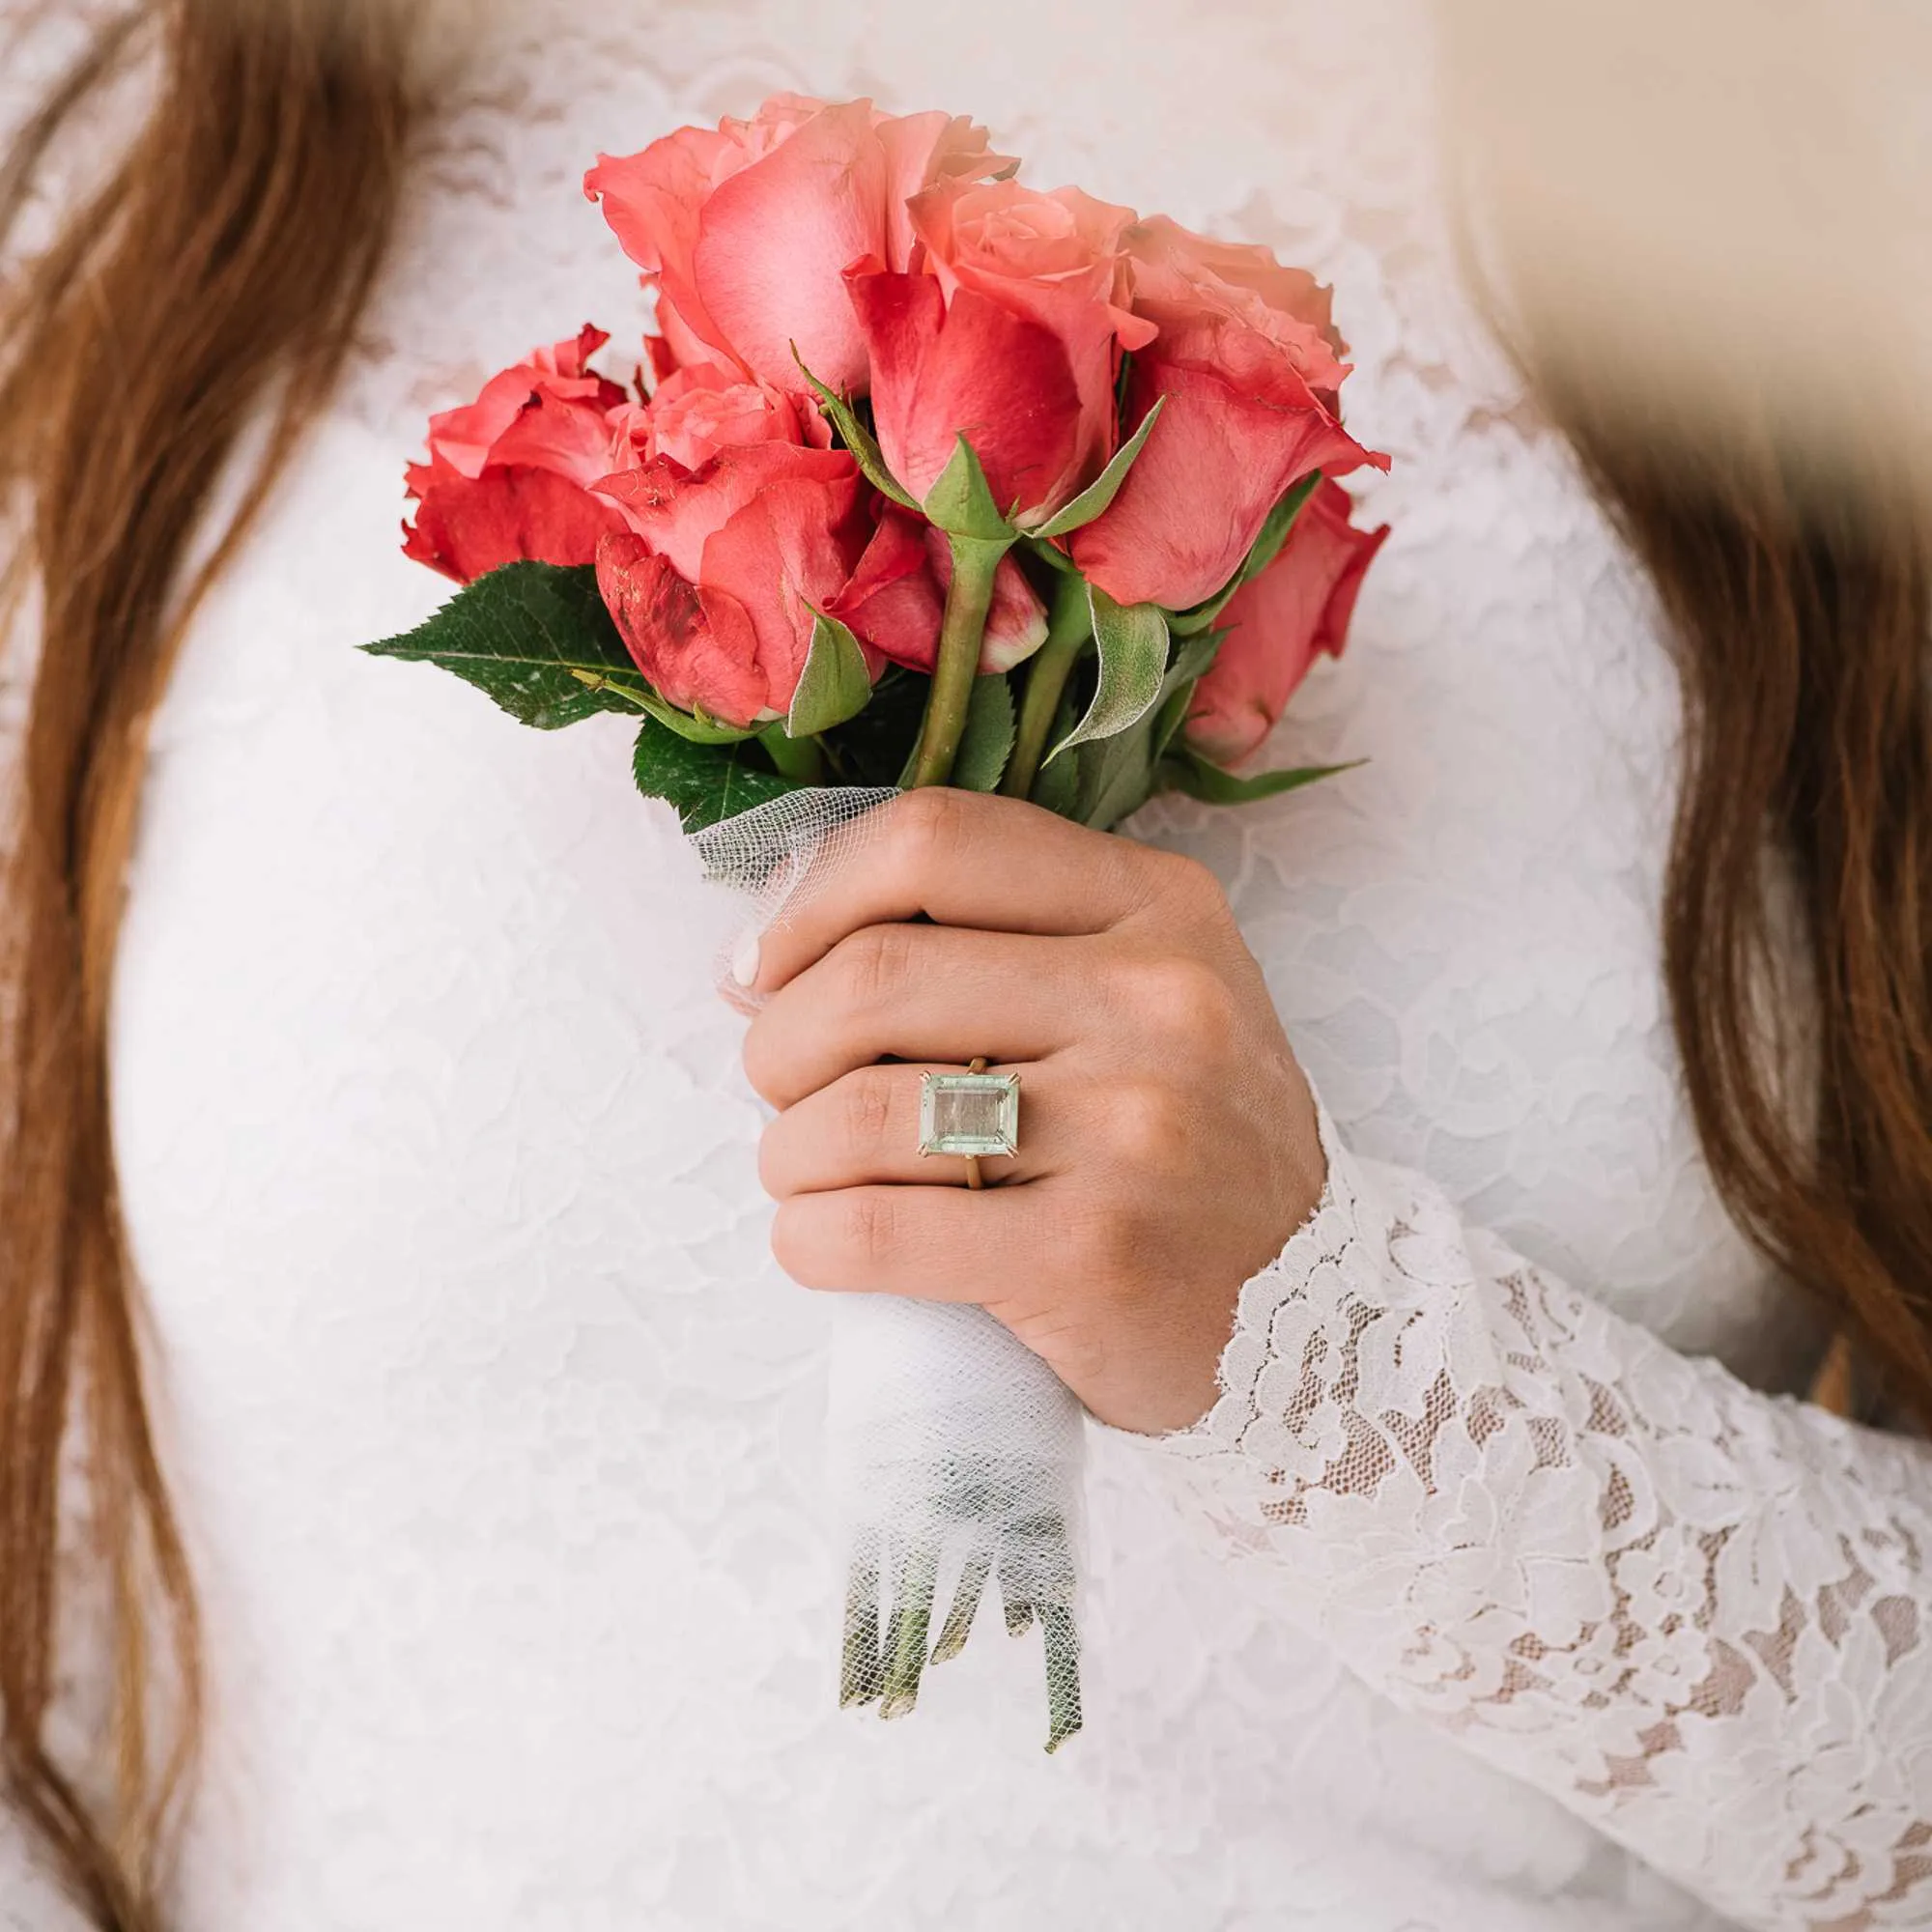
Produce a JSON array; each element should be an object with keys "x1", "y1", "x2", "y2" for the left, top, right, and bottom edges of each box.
[
  {"x1": 759, "y1": 1060, "x2": 1065, "y2": 1196},
  {"x1": 742, "y1": 923, "x2": 1091, "y2": 1108},
  {"x1": 746, "y1": 788, "x2": 1163, "y2": 996},
  {"x1": 771, "y1": 1180, "x2": 1055, "y2": 1300}
]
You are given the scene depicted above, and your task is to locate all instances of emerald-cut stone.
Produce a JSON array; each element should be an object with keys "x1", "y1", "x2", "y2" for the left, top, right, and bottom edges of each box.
[{"x1": 919, "y1": 1071, "x2": 1021, "y2": 1158}]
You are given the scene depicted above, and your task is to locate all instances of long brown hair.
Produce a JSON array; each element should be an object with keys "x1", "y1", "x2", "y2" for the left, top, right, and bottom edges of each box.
[
  {"x1": 0, "y1": 2, "x2": 414, "y2": 1922},
  {"x1": 1538, "y1": 362, "x2": 1932, "y2": 1418},
  {"x1": 2, "y1": 6, "x2": 1930, "y2": 1929}
]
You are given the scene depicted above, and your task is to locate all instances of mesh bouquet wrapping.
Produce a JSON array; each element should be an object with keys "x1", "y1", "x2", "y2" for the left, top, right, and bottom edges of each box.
[
  {"x1": 695, "y1": 789, "x2": 1087, "y2": 1747},
  {"x1": 365, "y1": 91, "x2": 1392, "y2": 1752}
]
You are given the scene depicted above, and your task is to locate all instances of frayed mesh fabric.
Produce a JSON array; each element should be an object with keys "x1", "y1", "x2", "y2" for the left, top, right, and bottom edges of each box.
[{"x1": 695, "y1": 789, "x2": 1087, "y2": 1748}]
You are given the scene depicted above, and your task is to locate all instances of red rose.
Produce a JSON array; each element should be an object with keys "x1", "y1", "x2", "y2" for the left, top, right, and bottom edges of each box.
[
  {"x1": 1184, "y1": 478, "x2": 1388, "y2": 765},
  {"x1": 1070, "y1": 218, "x2": 1389, "y2": 611},
  {"x1": 845, "y1": 180, "x2": 1154, "y2": 525},
  {"x1": 827, "y1": 506, "x2": 1049, "y2": 674},
  {"x1": 593, "y1": 442, "x2": 877, "y2": 727},
  {"x1": 403, "y1": 327, "x2": 631, "y2": 582},
  {"x1": 584, "y1": 97, "x2": 1007, "y2": 399}
]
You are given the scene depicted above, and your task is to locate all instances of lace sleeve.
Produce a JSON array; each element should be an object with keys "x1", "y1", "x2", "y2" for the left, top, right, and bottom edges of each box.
[{"x1": 1147, "y1": 1100, "x2": 1932, "y2": 1932}]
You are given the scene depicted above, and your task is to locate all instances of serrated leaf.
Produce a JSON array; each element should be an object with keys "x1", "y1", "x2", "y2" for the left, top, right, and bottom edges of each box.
[
  {"x1": 1047, "y1": 585, "x2": 1169, "y2": 763},
  {"x1": 1029, "y1": 396, "x2": 1166, "y2": 538},
  {"x1": 1157, "y1": 748, "x2": 1364, "y2": 805},
  {"x1": 364, "y1": 561, "x2": 651, "y2": 728},
  {"x1": 1168, "y1": 470, "x2": 1322, "y2": 637},
  {"x1": 794, "y1": 351, "x2": 919, "y2": 509},
  {"x1": 922, "y1": 435, "x2": 1015, "y2": 542},
  {"x1": 952, "y1": 674, "x2": 1015, "y2": 792},
  {"x1": 631, "y1": 719, "x2": 804, "y2": 833},
  {"x1": 1030, "y1": 689, "x2": 1082, "y2": 818},
  {"x1": 787, "y1": 611, "x2": 875, "y2": 738}
]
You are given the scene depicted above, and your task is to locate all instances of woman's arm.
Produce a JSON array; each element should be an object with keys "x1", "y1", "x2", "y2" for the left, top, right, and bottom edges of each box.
[
  {"x1": 1150, "y1": 1099, "x2": 1932, "y2": 1932},
  {"x1": 741, "y1": 787, "x2": 1932, "y2": 1932}
]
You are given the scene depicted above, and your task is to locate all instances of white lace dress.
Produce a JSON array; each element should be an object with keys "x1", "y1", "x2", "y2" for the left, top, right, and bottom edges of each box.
[{"x1": 7, "y1": 2, "x2": 1930, "y2": 1929}]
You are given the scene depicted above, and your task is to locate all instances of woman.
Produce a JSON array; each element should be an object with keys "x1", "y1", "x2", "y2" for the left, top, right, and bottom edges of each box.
[{"x1": 3, "y1": 2, "x2": 1928, "y2": 1928}]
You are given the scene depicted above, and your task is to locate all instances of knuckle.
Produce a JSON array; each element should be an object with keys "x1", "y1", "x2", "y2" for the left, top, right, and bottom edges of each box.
[
  {"x1": 1107, "y1": 1078, "x2": 1189, "y2": 1173},
  {"x1": 841, "y1": 1189, "x2": 902, "y2": 1274},
  {"x1": 1120, "y1": 953, "x2": 1236, "y2": 1048},
  {"x1": 889, "y1": 783, "x2": 973, "y2": 876},
  {"x1": 1148, "y1": 847, "x2": 1225, "y2": 919},
  {"x1": 842, "y1": 922, "x2": 916, "y2": 1010},
  {"x1": 841, "y1": 1066, "x2": 899, "y2": 1150}
]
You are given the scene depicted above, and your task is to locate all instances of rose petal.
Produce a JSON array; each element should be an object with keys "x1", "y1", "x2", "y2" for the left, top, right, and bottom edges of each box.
[{"x1": 404, "y1": 467, "x2": 628, "y2": 583}]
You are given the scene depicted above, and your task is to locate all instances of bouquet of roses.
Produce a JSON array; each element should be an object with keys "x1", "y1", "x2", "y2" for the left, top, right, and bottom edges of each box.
[{"x1": 368, "y1": 94, "x2": 1388, "y2": 1752}]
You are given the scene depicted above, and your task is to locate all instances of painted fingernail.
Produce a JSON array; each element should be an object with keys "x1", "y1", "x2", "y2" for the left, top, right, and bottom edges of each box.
[{"x1": 731, "y1": 930, "x2": 761, "y2": 989}]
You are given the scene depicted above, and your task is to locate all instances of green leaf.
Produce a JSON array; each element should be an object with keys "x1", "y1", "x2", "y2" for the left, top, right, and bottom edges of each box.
[
  {"x1": 1168, "y1": 471, "x2": 1322, "y2": 637},
  {"x1": 1029, "y1": 396, "x2": 1166, "y2": 538},
  {"x1": 922, "y1": 435, "x2": 1016, "y2": 542},
  {"x1": 952, "y1": 674, "x2": 1016, "y2": 792},
  {"x1": 631, "y1": 720, "x2": 804, "y2": 833},
  {"x1": 793, "y1": 350, "x2": 920, "y2": 509},
  {"x1": 1030, "y1": 689, "x2": 1082, "y2": 818},
  {"x1": 1074, "y1": 712, "x2": 1159, "y2": 831},
  {"x1": 1047, "y1": 585, "x2": 1169, "y2": 763},
  {"x1": 823, "y1": 668, "x2": 929, "y2": 788},
  {"x1": 363, "y1": 561, "x2": 652, "y2": 729},
  {"x1": 786, "y1": 611, "x2": 875, "y2": 737},
  {"x1": 1157, "y1": 748, "x2": 1365, "y2": 805}
]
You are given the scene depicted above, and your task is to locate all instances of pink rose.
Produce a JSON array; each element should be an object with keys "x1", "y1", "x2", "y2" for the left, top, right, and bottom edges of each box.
[
  {"x1": 827, "y1": 506, "x2": 1049, "y2": 674},
  {"x1": 584, "y1": 97, "x2": 1006, "y2": 399},
  {"x1": 403, "y1": 327, "x2": 632, "y2": 582},
  {"x1": 611, "y1": 362, "x2": 828, "y2": 471},
  {"x1": 846, "y1": 180, "x2": 1155, "y2": 525},
  {"x1": 1184, "y1": 479, "x2": 1388, "y2": 765},
  {"x1": 1070, "y1": 218, "x2": 1388, "y2": 611},
  {"x1": 592, "y1": 442, "x2": 876, "y2": 727}
]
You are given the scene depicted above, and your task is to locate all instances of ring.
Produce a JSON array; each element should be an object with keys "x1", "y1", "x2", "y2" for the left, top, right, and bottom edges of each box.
[{"x1": 919, "y1": 1057, "x2": 1021, "y2": 1191}]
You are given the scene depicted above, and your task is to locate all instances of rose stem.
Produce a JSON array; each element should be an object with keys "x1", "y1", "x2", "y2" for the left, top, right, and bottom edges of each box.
[
  {"x1": 840, "y1": 1536, "x2": 885, "y2": 1708},
  {"x1": 880, "y1": 1542, "x2": 940, "y2": 1719},
  {"x1": 1001, "y1": 568, "x2": 1093, "y2": 802},
  {"x1": 1039, "y1": 1605, "x2": 1084, "y2": 1753},
  {"x1": 930, "y1": 1546, "x2": 994, "y2": 1665},
  {"x1": 907, "y1": 535, "x2": 1009, "y2": 790},
  {"x1": 998, "y1": 1551, "x2": 1034, "y2": 1637},
  {"x1": 757, "y1": 724, "x2": 825, "y2": 784}
]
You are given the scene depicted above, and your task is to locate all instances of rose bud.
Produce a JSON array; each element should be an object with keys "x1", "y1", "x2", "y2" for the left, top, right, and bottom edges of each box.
[
  {"x1": 827, "y1": 506, "x2": 1049, "y2": 673},
  {"x1": 402, "y1": 326, "x2": 631, "y2": 582},
  {"x1": 1070, "y1": 217, "x2": 1390, "y2": 612},
  {"x1": 1184, "y1": 478, "x2": 1389, "y2": 765}
]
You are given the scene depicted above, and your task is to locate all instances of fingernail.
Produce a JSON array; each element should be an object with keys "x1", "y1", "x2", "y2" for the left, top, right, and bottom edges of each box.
[{"x1": 731, "y1": 930, "x2": 761, "y2": 989}]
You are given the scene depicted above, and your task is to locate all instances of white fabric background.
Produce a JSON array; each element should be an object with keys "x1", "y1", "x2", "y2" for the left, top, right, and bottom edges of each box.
[{"x1": 4, "y1": 1, "x2": 1829, "y2": 1925}]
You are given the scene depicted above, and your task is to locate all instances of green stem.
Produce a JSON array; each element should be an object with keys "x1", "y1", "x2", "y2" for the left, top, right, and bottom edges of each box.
[
  {"x1": 930, "y1": 1546, "x2": 993, "y2": 1665},
  {"x1": 758, "y1": 724, "x2": 825, "y2": 784},
  {"x1": 879, "y1": 1543, "x2": 939, "y2": 1720},
  {"x1": 1039, "y1": 1605, "x2": 1084, "y2": 1754},
  {"x1": 907, "y1": 536, "x2": 1010, "y2": 790},
  {"x1": 1001, "y1": 570, "x2": 1092, "y2": 802},
  {"x1": 840, "y1": 1536, "x2": 885, "y2": 1709}
]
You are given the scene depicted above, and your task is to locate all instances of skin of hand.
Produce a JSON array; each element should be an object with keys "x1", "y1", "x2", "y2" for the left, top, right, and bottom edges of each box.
[{"x1": 737, "y1": 787, "x2": 1328, "y2": 1436}]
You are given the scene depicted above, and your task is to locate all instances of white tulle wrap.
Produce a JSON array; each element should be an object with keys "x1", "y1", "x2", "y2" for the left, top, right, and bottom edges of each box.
[{"x1": 692, "y1": 788, "x2": 1085, "y2": 1736}]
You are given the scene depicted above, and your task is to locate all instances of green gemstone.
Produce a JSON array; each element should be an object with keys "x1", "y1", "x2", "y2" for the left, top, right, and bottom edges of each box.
[{"x1": 919, "y1": 1072, "x2": 1021, "y2": 1158}]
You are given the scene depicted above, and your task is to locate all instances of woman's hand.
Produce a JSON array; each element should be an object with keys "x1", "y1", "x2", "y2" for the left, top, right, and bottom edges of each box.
[{"x1": 737, "y1": 789, "x2": 1326, "y2": 1435}]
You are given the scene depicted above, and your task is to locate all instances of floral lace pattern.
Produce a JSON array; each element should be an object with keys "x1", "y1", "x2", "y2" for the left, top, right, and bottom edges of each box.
[
  {"x1": 0, "y1": 0, "x2": 1891, "y2": 1928},
  {"x1": 1155, "y1": 1105, "x2": 1932, "y2": 1931}
]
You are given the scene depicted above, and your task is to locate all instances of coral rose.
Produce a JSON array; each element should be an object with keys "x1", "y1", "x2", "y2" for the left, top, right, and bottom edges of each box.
[
  {"x1": 846, "y1": 180, "x2": 1154, "y2": 526},
  {"x1": 402, "y1": 327, "x2": 630, "y2": 582},
  {"x1": 584, "y1": 97, "x2": 1006, "y2": 399},
  {"x1": 592, "y1": 443, "x2": 876, "y2": 727},
  {"x1": 1184, "y1": 478, "x2": 1389, "y2": 764},
  {"x1": 1070, "y1": 218, "x2": 1388, "y2": 612}
]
